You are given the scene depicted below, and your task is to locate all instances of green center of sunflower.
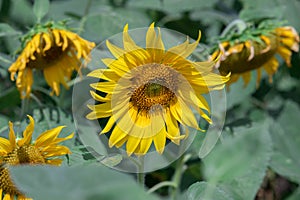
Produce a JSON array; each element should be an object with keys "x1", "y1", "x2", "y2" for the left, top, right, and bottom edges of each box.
[{"x1": 130, "y1": 63, "x2": 178, "y2": 112}]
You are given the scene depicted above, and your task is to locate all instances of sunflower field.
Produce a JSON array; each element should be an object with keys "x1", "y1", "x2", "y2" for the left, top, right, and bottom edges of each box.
[{"x1": 0, "y1": 0, "x2": 300, "y2": 199}]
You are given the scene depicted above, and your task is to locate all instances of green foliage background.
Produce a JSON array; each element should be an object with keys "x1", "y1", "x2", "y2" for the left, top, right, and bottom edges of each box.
[{"x1": 0, "y1": 0, "x2": 300, "y2": 199}]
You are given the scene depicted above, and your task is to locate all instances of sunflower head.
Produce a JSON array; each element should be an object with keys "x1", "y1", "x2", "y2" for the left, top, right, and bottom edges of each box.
[
  {"x1": 211, "y1": 20, "x2": 299, "y2": 86},
  {"x1": 86, "y1": 23, "x2": 229, "y2": 156},
  {"x1": 8, "y1": 21, "x2": 95, "y2": 98},
  {"x1": 0, "y1": 115, "x2": 74, "y2": 199}
]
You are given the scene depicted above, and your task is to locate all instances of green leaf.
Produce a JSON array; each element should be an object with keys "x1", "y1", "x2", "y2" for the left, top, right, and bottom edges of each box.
[
  {"x1": 0, "y1": 115, "x2": 9, "y2": 134},
  {"x1": 203, "y1": 121, "x2": 272, "y2": 200},
  {"x1": 127, "y1": 0, "x2": 218, "y2": 14},
  {"x1": 81, "y1": 8, "x2": 151, "y2": 42},
  {"x1": 0, "y1": 87, "x2": 21, "y2": 111},
  {"x1": 269, "y1": 101, "x2": 300, "y2": 183},
  {"x1": 10, "y1": 165, "x2": 159, "y2": 200},
  {"x1": 0, "y1": 23, "x2": 21, "y2": 37},
  {"x1": 33, "y1": 0, "x2": 50, "y2": 22},
  {"x1": 239, "y1": 6, "x2": 285, "y2": 22},
  {"x1": 185, "y1": 182, "x2": 241, "y2": 200},
  {"x1": 10, "y1": 0, "x2": 36, "y2": 26}
]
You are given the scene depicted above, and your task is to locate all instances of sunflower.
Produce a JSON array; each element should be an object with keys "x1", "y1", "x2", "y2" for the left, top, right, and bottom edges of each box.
[
  {"x1": 9, "y1": 24, "x2": 95, "y2": 98},
  {"x1": 0, "y1": 115, "x2": 74, "y2": 199},
  {"x1": 86, "y1": 23, "x2": 229, "y2": 156},
  {"x1": 211, "y1": 25, "x2": 299, "y2": 86}
]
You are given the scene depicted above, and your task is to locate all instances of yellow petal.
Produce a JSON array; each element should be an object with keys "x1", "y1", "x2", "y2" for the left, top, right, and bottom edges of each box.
[
  {"x1": 123, "y1": 24, "x2": 142, "y2": 51},
  {"x1": 42, "y1": 145, "x2": 71, "y2": 157},
  {"x1": 153, "y1": 127, "x2": 166, "y2": 154},
  {"x1": 165, "y1": 31, "x2": 201, "y2": 60},
  {"x1": 8, "y1": 121, "x2": 16, "y2": 148},
  {"x1": 101, "y1": 58, "x2": 128, "y2": 77},
  {"x1": 241, "y1": 72, "x2": 251, "y2": 87},
  {"x1": 90, "y1": 90, "x2": 111, "y2": 102},
  {"x1": 86, "y1": 103, "x2": 112, "y2": 119},
  {"x1": 35, "y1": 126, "x2": 65, "y2": 147},
  {"x1": 90, "y1": 82, "x2": 116, "y2": 94},
  {"x1": 53, "y1": 132, "x2": 74, "y2": 144},
  {"x1": 136, "y1": 137, "x2": 153, "y2": 155},
  {"x1": 46, "y1": 158, "x2": 63, "y2": 166},
  {"x1": 165, "y1": 110, "x2": 181, "y2": 144},
  {"x1": 126, "y1": 135, "x2": 142, "y2": 156},
  {"x1": 42, "y1": 33, "x2": 52, "y2": 53},
  {"x1": 17, "y1": 115, "x2": 34, "y2": 146},
  {"x1": 277, "y1": 46, "x2": 292, "y2": 66},
  {"x1": 106, "y1": 40, "x2": 127, "y2": 59},
  {"x1": 109, "y1": 125, "x2": 128, "y2": 147},
  {"x1": 0, "y1": 137, "x2": 11, "y2": 153}
]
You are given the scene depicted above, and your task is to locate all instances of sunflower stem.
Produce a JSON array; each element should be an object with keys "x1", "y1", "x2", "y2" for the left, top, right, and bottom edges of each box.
[
  {"x1": 84, "y1": 0, "x2": 93, "y2": 16},
  {"x1": 220, "y1": 19, "x2": 248, "y2": 38},
  {"x1": 137, "y1": 156, "x2": 145, "y2": 187},
  {"x1": 20, "y1": 97, "x2": 30, "y2": 119},
  {"x1": 170, "y1": 154, "x2": 191, "y2": 200}
]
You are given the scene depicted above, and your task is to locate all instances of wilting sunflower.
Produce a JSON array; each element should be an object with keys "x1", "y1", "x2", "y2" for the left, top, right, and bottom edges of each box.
[
  {"x1": 211, "y1": 21, "x2": 299, "y2": 86},
  {"x1": 9, "y1": 22, "x2": 95, "y2": 98},
  {"x1": 0, "y1": 115, "x2": 74, "y2": 199},
  {"x1": 86, "y1": 23, "x2": 229, "y2": 156}
]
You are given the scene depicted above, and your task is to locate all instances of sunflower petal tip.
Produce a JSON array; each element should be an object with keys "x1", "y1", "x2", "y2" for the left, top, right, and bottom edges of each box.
[
  {"x1": 197, "y1": 30, "x2": 201, "y2": 42},
  {"x1": 124, "y1": 24, "x2": 129, "y2": 32}
]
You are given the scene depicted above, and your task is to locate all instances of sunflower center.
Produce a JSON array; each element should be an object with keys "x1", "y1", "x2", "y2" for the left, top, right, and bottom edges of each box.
[
  {"x1": 0, "y1": 145, "x2": 45, "y2": 196},
  {"x1": 0, "y1": 166, "x2": 23, "y2": 196},
  {"x1": 3, "y1": 145, "x2": 46, "y2": 165},
  {"x1": 130, "y1": 63, "x2": 178, "y2": 112},
  {"x1": 28, "y1": 44, "x2": 64, "y2": 69}
]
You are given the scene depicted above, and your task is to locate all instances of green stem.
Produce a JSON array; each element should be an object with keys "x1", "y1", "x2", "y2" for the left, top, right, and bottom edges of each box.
[
  {"x1": 137, "y1": 156, "x2": 145, "y2": 187},
  {"x1": 220, "y1": 19, "x2": 247, "y2": 37},
  {"x1": 84, "y1": 0, "x2": 93, "y2": 16},
  {"x1": 20, "y1": 97, "x2": 30, "y2": 118},
  {"x1": 170, "y1": 154, "x2": 191, "y2": 200},
  {"x1": 147, "y1": 181, "x2": 177, "y2": 194}
]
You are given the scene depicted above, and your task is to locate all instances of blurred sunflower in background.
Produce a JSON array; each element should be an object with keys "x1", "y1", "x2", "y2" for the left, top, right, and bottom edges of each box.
[
  {"x1": 211, "y1": 20, "x2": 299, "y2": 87},
  {"x1": 86, "y1": 23, "x2": 229, "y2": 156},
  {"x1": 8, "y1": 22, "x2": 95, "y2": 98},
  {"x1": 0, "y1": 115, "x2": 74, "y2": 199}
]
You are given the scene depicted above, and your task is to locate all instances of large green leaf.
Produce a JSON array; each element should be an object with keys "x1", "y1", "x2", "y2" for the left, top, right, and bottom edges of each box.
[
  {"x1": 0, "y1": 23, "x2": 21, "y2": 37},
  {"x1": 239, "y1": 0, "x2": 300, "y2": 30},
  {"x1": 127, "y1": 0, "x2": 218, "y2": 14},
  {"x1": 203, "y1": 121, "x2": 272, "y2": 200},
  {"x1": 10, "y1": 0, "x2": 35, "y2": 26},
  {"x1": 33, "y1": 0, "x2": 50, "y2": 22},
  {"x1": 185, "y1": 182, "x2": 242, "y2": 200},
  {"x1": 81, "y1": 8, "x2": 150, "y2": 42},
  {"x1": 10, "y1": 165, "x2": 158, "y2": 200},
  {"x1": 269, "y1": 101, "x2": 300, "y2": 183}
]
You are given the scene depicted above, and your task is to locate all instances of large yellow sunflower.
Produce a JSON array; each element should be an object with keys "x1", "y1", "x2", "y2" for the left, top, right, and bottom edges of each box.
[
  {"x1": 9, "y1": 27, "x2": 95, "y2": 98},
  {"x1": 211, "y1": 26, "x2": 299, "y2": 86},
  {"x1": 0, "y1": 115, "x2": 74, "y2": 199},
  {"x1": 86, "y1": 23, "x2": 229, "y2": 156}
]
